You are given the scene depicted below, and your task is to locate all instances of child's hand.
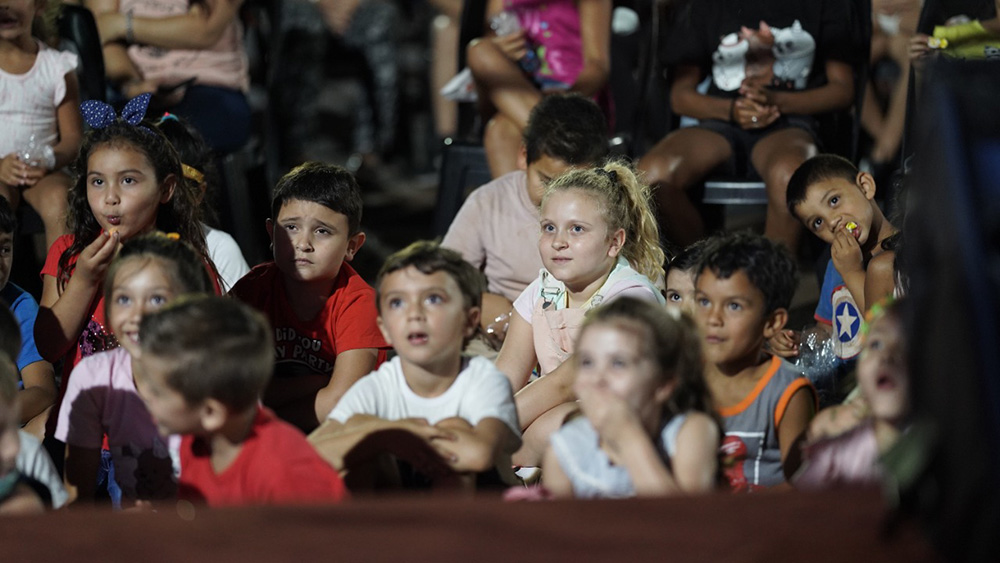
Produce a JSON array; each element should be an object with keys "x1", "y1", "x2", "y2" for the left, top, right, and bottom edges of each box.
[
  {"x1": 0, "y1": 153, "x2": 42, "y2": 187},
  {"x1": 806, "y1": 398, "x2": 868, "y2": 442},
  {"x1": 491, "y1": 30, "x2": 528, "y2": 61},
  {"x1": 768, "y1": 329, "x2": 800, "y2": 358},
  {"x1": 75, "y1": 230, "x2": 120, "y2": 288},
  {"x1": 909, "y1": 33, "x2": 933, "y2": 62},
  {"x1": 576, "y1": 384, "x2": 641, "y2": 443},
  {"x1": 831, "y1": 227, "x2": 864, "y2": 276}
]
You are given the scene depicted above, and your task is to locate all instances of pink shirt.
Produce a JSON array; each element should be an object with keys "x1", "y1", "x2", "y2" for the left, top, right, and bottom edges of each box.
[
  {"x1": 54, "y1": 348, "x2": 178, "y2": 500},
  {"x1": 442, "y1": 171, "x2": 543, "y2": 302},
  {"x1": 121, "y1": 0, "x2": 249, "y2": 92},
  {"x1": 794, "y1": 421, "x2": 884, "y2": 489}
]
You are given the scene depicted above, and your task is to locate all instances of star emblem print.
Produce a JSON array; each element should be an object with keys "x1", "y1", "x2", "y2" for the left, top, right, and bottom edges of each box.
[{"x1": 836, "y1": 302, "x2": 859, "y2": 341}]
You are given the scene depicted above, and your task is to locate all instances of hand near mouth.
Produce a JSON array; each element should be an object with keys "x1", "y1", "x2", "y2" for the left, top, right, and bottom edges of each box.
[
  {"x1": 831, "y1": 227, "x2": 864, "y2": 277},
  {"x1": 77, "y1": 230, "x2": 121, "y2": 287}
]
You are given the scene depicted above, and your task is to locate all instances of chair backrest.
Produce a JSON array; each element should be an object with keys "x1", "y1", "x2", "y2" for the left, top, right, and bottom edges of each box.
[{"x1": 57, "y1": 4, "x2": 106, "y2": 102}]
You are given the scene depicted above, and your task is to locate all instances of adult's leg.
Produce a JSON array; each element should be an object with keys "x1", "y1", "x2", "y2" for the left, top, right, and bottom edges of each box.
[
  {"x1": 171, "y1": 86, "x2": 252, "y2": 155},
  {"x1": 751, "y1": 127, "x2": 817, "y2": 252},
  {"x1": 483, "y1": 113, "x2": 522, "y2": 176},
  {"x1": 637, "y1": 128, "x2": 732, "y2": 248},
  {"x1": 21, "y1": 172, "x2": 70, "y2": 251}
]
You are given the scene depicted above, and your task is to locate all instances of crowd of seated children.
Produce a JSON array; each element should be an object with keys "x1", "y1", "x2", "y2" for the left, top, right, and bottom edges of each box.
[
  {"x1": 230, "y1": 162, "x2": 388, "y2": 434},
  {"x1": 56, "y1": 234, "x2": 212, "y2": 508},
  {"x1": 0, "y1": 0, "x2": 81, "y2": 252},
  {"x1": 468, "y1": 0, "x2": 612, "y2": 176},
  {"x1": 638, "y1": 0, "x2": 860, "y2": 252},
  {"x1": 309, "y1": 241, "x2": 521, "y2": 490},
  {"x1": 0, "y1": 197, "x2": 56, "y2": 439},
  {"x1": 1, "y1": 306, "x2": 66, "y2": 511},
  {"x1": 542, "y1": 297, "x2": 720, "y2": 498},
  {"x1": 442, "y1": 93, "x2": 609, "y2": 350},
  {"x1": 692, "y1": 231, "x2": 817, "y2": 492},
  {"x1": 495, "y1": 161, "x2": 665, "y2": 468},
  {"x1": 136, "y1": 295, "x2": 348, "y2": 507}
]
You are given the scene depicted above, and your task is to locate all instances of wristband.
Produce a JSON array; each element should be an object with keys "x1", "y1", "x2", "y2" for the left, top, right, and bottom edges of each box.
[{"x1": 125, "y1": 11, "x2": 135, "y2": 43}]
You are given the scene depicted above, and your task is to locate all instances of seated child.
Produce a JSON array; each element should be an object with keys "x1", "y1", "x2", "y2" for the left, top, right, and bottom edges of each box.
[
  {"x1": 496, "y1": 162, "x2": 665, "y2": 467},
  {"x1": 55, "y1": 234, "x2": 213, "y2": 506},
  {"x1": 309, "y1": 241, "x2": 521, "y2": 488},
  {"x1": 442, "y1": 93, "x2": 609, "y2": 343},
  {"x1": 778, "y1": 154, "x2": 900, "y2": 362},
  {"x1": 231, "y1": 162, "x2": 388, "y2": 433},
  {"x1": 0, "y1": 197, "x2": 56, "y2": 439},
  {"x1": 795, "y1": 298, "x2": 909, "y2": 488},
  {"x1": 136, "y1": 296, "x2": 348, "y2": 507},
  {"x1": 665, "y1": 238, "x2": 711, "y2": 316},
  {"x1": 1, "y1": 310, "x2": 67, "y2": 510},
  {"x1": 1, "y1": 352, "x2": 46, "y2": 514},
  {"x1": 543, "y1": 298, "x2": 720, "y2": 498},
  {"x1": 693, "y1": 231, "x2": 817, "y2": 491}
]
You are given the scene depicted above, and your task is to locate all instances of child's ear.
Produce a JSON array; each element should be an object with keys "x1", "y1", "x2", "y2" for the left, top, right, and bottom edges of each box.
[
  {"x1": 160, "y1": 174, "x2": 177, "y2": 204},
  {"x1": 199, "y1": 399, "x2": 228, "y2": 433},
  {"x1": 265, "y1": 218, "x2": 274, "y2": 242},
  {"x1": 376, "y1": 315, "x2": 393, "y2": 347},
  {"x1": 344, "y1": 232, "x2": 366, "y2": 262},
  {"x1": 465, "y1": 306, "x2": 482, "y2": 339},
  {"x1": 607, "y1": 227, "x2": 626, "y2": 257},
  {"x1": 653, "y1": 379, "x2": 677, "y2": 405},
  {"x1": 857, "y1": 171, "x2": 877, "y2": 201},
  {"x1": 762, "y1": 307, "x2": 789, "y2": 340},
  {"x1": 517, "y1": 145, "x2": 528, "y2": 172}
]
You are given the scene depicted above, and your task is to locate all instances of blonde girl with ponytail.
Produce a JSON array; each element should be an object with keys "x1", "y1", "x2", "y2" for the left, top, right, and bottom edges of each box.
[{"x1": 496, "y1": 160, "x2": 666, "y2": 468}]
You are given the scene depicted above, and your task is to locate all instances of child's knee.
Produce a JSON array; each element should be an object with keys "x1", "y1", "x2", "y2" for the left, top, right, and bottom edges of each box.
[{"x1": 467, "y1": 38, "x2": 504, "y2": 76}]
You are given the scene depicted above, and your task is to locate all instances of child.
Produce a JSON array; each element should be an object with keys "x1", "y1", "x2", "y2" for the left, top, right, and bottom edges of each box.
[
  {"x1": 309, "y1": 241, "x2": 521, "y2": 487},
  {"x1": 496, "y1": 161, "x2": 666, "y2": 467},
  {"x1": 136, "y1": 296, "x2": 347, "y2": 507},
  {"x1": 542, "y1": 298, "x2": 720, "y2": 498},
  {"x1": 787, "y1": 154, "x2": 898, "y2": 313},
  {"x1": 35, "y1": 93, "x2": 212, "y2": 441},
  {"x1": 231, "y1": 162, "x2": 387, "y2": 433},
  {"x1": 0, "y1": 0, "x2": 82, "y2": 250},
  {"x1": 693, "y1": 231, "x2": 817, "y2": 491},
  {"x1": 665, "y1": 238, "x2": 711, "y2": 316},
  {"x1": 467, "y1": 0, "x2": 612, "y2": 175},
  {"x1": 795, "y1": 298, "x2": 909, "y2": 488},
  {"x1": 55, "y1": 234, "x2": 213, "y2": 506},
  {"x1": 442, "y1": 93, "x2": 608, "y2": 342},
  {"x1": 0, "y1": 196, "x2": 55, "y2": 438},
  {"x1": 155, "y1": 113, "x2": 250, "y2": 292},
  {"x1": 0, "y1": 351, "x2": 45, "y2": 514},
  {"x1": 1, "y1": 307, "x2": 66, "y2": 509}
]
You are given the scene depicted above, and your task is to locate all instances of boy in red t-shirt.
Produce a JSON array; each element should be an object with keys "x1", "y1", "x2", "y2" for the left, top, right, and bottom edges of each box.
[
  {"x1": 231, "y1": 163, "x2": 388, "y2": 433},
  {"x1": 136, "y1": 296, "x2": 347, "y2": 507}
]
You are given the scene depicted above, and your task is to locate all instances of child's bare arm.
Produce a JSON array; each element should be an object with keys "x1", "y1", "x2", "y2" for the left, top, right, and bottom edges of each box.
[
  {"x1": 540, "y1": 444, "x2": 574, "y2": 497},
  {"x1": 35, "y1": 232, "x2": 120, "y2": 362},
  {"x1": 314, "y1": 348, "x2": 379, "y2": 422},
  {"x1": 308, "y1": 416, "x2": 453, "y2": 472},
  {"x1": 864, "y1": 251, "x2": 896, "y2": 311},
  {"x1": 495, "y1": 310, "x2": 538, "y2": 392},
  {"x1": 668, "y1": 413, "x2": 720, "y2": 494},
  {"x1": 569, "y1": 0, "x2": 611, "y2": 97},
  {"x1": 53, "y1": 73, "x2": 83, "y2": 170},
  {"x1": 514, "y1": 360, "x2": 575, "y2": 431},
  {"x1": 433, "y1": 417, "x2": 519, "y2": 473},
  {"x1": 18, "y1": 361, "x2": 57, "y2": 425},
  {"x1": 64, "y1": 445, "x2": 101, "y2": 504},
  {"x1": 779, "y1": 387, "x2": 817, "y2": 480}
]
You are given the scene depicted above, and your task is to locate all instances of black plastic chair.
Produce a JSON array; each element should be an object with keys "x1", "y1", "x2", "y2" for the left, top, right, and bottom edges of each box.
[{"x1": 58, "y1": 4, "x2": 107, "y2": 102}]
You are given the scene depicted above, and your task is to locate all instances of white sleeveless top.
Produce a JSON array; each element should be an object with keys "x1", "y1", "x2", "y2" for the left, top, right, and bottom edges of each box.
[{"x1": 0, "y1": 41, "x2": 77, "y2": 158}]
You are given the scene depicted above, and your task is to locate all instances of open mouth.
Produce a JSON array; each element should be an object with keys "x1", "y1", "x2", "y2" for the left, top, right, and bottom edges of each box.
[
  {"x1": 875, "y1": 372, "x2": 897, "y2": 391},
  {"x1": 0, "y1": 14, "x2": 19, "y2": 26},
  {"x1": 407, "y1": 331, "x2": 429, "y2": 345}
]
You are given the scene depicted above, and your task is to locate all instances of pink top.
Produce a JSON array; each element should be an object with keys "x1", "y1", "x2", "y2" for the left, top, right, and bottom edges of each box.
[
  {"x1": 505, "y1": 0, "x2": 583, "y2": 88},
  {"x1": 121, "y1": 0, "x2": 249, "y2": 92},
  {"x1": 794, "y1": 421, "x2": 884, "y2": 489},
  {"x1": 0, "y1": 40, "x2": 77, "y2": 158},
  {"x1": 54, "y1": 347, "x2": 178, "y2": 500}
]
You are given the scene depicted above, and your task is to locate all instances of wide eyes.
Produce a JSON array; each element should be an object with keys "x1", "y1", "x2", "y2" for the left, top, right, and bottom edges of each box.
[{"x1": 666, "y1": 291, "x2": 682, "y2": 303}]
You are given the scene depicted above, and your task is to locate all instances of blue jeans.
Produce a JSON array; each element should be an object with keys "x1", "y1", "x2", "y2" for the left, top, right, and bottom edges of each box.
[
  {"x1": 98, "y1": 449, "x2": 123, "y2": 510},
  {"x1": 170, "y1": 85, "x2": 251, "y2": 155}
]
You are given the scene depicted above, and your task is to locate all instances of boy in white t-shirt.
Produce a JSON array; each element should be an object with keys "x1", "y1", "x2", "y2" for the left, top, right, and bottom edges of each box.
[{"x1": 309, "y1": 241, "x2": 521, "y2": 488}]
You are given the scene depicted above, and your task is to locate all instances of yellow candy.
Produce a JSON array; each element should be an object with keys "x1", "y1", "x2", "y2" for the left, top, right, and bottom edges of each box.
[
  {"x1": 846, "y1": 221, "x2": 858, "y2": 232},
  {"x1": 928, "y1": 37, "x2": 949, "y2": 49}
]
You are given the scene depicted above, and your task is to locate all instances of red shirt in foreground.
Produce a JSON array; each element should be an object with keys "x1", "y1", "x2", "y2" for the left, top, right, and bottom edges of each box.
[{"x1": 178, "y1": 407, "x2": 347, "y2": 507}]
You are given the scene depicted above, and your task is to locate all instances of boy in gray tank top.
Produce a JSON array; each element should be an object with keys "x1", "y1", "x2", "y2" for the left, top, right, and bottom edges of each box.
[{"x1": 693, "y1": 232, "x2": 817, "y2": 491}]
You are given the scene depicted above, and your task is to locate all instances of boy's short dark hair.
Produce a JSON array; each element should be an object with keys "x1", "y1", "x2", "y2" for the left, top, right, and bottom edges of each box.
[
  {"x1": 270, "y1": 162, "x2": 363, "y2": 235},
  {"x1": 667, "y1": 238, "x2": 711, "y2": 277},
  {"x1": 523, "y1": 93, "x2": 609, "y2": 166},
  {"x1": 0, "y1": 195, "x2": 16, "y2": 235},
  {"x1": 786, "y1": 154, "x2": 860, "y2": 217},
  {"x1": 697, "y1": 231, "x2": 798, "y2": 314},
  {"x1": 375, "y1": 241, "x2": 485, "y2": 312},
  {"x1": 139, "y1": 296, "x2": 273, "y2": 412}
]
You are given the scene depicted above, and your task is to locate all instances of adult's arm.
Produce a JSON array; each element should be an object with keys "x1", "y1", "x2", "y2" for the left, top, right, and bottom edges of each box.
[{"x1": 95, "y1": 0, "x2": 245, "y2": 51}]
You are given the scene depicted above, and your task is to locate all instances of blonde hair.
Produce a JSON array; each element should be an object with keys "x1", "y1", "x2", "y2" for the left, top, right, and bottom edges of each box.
[{"x1": 543, "y1": 160, "x2": 665, "y2": 282}]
